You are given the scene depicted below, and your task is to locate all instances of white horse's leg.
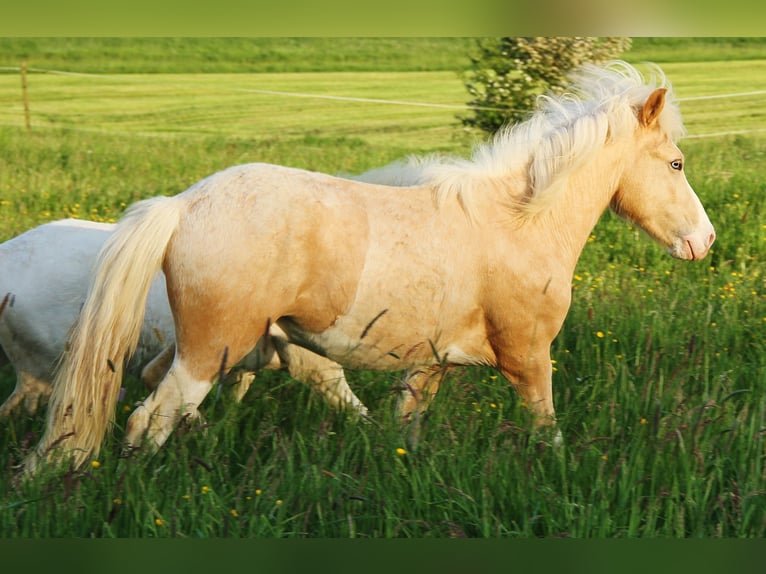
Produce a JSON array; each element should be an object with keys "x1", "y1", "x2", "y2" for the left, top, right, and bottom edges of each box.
[
  {"x1": 272, "y1": 337, "x2": 367, "y2": 416},
  {"x1": 0, "y1": 388, "x2": 22, "y2": 418},
  {"x1": 289, "y1": 355, "x2": 367, "y2": 416},
  {"x1": 230, "y1": 325, "x2": 368, "y2": 415},
  {"x1": 124, "y1": 359, "x2": 213, "y2": 452},
  {"x1": 296, "y1": 362, "x2": 367, "y2": 416},
  {"x1": 0, "y1": 371, "x2": 51, "y2": 418},
  {"x1": 20, "y1": 373, "x2": 51, "y2": 415}
]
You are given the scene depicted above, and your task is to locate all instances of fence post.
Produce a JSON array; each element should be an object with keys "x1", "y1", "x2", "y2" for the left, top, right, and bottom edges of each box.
[{"x1": 21, "y1": 61, "x2": 31, "y2": 133}]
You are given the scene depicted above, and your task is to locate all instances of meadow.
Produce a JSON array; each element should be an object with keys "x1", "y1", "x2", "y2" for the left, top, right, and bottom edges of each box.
[{"x1": 0, "y1": 38, "x2": 763, "y2": 538}]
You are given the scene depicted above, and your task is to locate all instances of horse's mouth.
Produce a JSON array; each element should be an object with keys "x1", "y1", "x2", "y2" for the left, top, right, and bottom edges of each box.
[
  {"x1": 677, "y1": 231, "x2": 715, "y2": 261},
  {"x1": 687, "y1": 239, "x2": 697, "y2": 261}
]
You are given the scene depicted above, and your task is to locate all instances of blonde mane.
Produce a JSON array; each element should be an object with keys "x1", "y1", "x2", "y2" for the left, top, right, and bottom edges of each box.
[{"x1": 355, "y1": 61, "x2": 685, "y2": 221}]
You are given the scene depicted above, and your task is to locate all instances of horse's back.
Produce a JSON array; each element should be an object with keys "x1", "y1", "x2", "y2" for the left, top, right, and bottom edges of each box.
[
  {"x1": 0, "y1": 219, "x2": 112, "y2": 309},
  {"x1": 0, "y1": 218, "x2": 172, "y2": 372},
  {"x1": 0, "y1": 218, "x2": 111, "y2": 271}
]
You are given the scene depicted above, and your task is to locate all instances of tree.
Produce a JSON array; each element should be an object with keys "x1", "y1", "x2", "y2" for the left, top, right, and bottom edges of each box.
[{"x1": 461, "y1": 37, "x2": 632, "y2": 134}]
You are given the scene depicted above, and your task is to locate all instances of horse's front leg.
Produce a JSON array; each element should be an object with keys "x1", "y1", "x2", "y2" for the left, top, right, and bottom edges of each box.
[{"x1": 497, "y1": 348, "x2": 561, "y2": 445}]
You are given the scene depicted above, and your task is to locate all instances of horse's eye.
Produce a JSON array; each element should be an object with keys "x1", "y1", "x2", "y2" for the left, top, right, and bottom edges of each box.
[{"x1": 670, "y1": 159, "x2": 683, "y2": 171}]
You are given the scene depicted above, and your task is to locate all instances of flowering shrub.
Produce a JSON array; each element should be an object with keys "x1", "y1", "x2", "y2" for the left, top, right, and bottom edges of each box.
[{"x1": 461, "y1": 37, "x2": 632, "y2": 134}]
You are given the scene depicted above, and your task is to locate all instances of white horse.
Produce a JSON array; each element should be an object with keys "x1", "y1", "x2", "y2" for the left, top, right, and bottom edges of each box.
[
  {"x1": 0, "y1": 219, "x2": 365, "y2": 419},
  {"x1": 27, "y1": 62, "x2": 715, "y2": 471}
]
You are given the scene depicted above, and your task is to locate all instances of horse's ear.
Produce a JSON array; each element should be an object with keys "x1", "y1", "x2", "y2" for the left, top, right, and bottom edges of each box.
[{"x1": 639, "y1": 88, "x2": 667, "y2": 127}]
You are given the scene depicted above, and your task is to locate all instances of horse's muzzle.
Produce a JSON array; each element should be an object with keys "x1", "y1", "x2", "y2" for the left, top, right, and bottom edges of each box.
[{"x1": 680, "y1": 228, "x2": 716, "y2": 261}]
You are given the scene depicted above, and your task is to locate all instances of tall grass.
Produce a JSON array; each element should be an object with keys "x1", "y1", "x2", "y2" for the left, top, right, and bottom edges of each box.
[{"x1": 0, "y1": 127, "x2": 762, "y2": 538}]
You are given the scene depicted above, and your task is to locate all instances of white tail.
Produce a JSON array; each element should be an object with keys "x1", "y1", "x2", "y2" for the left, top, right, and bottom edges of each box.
[{"x1": 26, "y1": 196, "x2": 182, "y2": 471}]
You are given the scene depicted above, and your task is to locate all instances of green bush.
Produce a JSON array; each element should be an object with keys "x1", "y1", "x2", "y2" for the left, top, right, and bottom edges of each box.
[{"x1": 461, "y1": 37, "x2": 632, "y2": 134}]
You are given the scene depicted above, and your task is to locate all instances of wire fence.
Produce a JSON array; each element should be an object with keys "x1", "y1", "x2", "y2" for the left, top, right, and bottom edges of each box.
[{"x1": 2, "y1": 65, "x2": 766, "y2": 141}]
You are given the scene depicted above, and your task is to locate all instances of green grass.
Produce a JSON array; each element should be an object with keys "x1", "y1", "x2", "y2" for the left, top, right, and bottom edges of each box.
[
  {"x1": 0, "y1": 71, "x2": 471, "y2": 150},
  {"x1": 628, "y1": 37, "x2": 766, "y2": 63},
  {"x1": 2, "y1": 37, "x2": 766, "y2": 74},
  {"x1": 0, "y1": 38, "x2": 764, "y2": 538},
  {"x1": 0, "y1": 38, "x2": 477, "y2": 74},
  {"x1": 2, "y1": 56, "x2": 766, "y2": 152}
]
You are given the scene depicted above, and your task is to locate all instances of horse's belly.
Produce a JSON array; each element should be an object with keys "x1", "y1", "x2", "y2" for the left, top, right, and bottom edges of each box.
[{"x1": 278, "y1": 314, "x2": 492, "y2": 372}]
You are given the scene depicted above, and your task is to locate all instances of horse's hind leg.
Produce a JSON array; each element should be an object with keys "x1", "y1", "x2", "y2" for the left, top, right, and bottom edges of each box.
[
  {"x1": 124, "y1": 297, "x2": 271, "y2": 452},
  {"x1": 124, "y1": 339, "x2": 251, "y2": 451},
  {"x1": 124, "y1": 357, "x2": 212, "y2": 451}
]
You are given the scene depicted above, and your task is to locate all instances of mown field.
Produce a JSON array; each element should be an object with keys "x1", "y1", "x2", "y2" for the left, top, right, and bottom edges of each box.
[{"x1": 0, "y1": 38, "x2": 763, "y2": 538}]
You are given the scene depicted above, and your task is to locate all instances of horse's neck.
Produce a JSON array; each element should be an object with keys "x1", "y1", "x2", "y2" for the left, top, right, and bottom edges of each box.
[{"x1": 538, "y1": 143, "x2": 626, "y2": 271}]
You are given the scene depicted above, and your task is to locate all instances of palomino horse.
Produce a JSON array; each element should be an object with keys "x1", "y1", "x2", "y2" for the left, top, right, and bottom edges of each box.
[
  {"x1": 0, "y1": 219, "x2": 365, "y2": 419},
  {"x1": 25, "y1": 61, "x2": 715, "y2": 472}
]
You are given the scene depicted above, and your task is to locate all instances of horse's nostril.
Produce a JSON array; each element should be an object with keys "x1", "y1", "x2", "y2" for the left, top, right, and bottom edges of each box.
[{"x1": 708, "y1": 231, "x2": 716, "y2": 247}]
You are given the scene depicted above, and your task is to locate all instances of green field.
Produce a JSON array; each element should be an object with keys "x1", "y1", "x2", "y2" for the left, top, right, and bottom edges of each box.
[
  {"x1": 2, "y1": 37, "x2": 766, "y2": 73},
  {"x1": 0, "y1": 38, "x2": 763, "y2": 538}
]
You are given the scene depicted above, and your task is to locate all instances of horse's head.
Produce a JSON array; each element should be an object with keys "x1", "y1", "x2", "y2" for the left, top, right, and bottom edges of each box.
[{"x1": 611, "y1": 88, "x2": 715, "y2": 261}]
